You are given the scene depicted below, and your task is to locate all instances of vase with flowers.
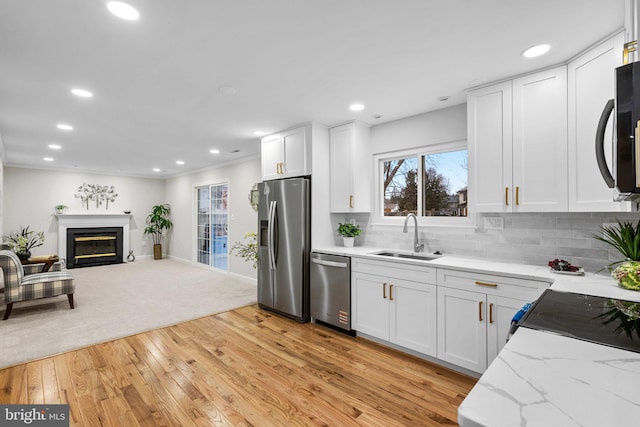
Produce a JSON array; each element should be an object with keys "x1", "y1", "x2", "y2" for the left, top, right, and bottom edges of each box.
[
  {"x1": 3, "y1": 226, "x2": 45, "y2": 261},
  {"x1": 594, "y1": 220, "x2": 640, "y2": 291}
]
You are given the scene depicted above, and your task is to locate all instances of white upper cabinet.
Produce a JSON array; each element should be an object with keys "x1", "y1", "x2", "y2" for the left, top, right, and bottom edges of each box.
[
  {"x1": 329, "y1": 121, "x2": 372, "y2": 212},
  {"x1": 469, "y1": 66, "x2": 568, "y2": 212},
  {"x1": 568, "y1": 32, "x2": 633, "y2": 211},
  {"x1": 468, "y1": 81, "x2": 513, "y2": 212},
  {"x1": 512, "y1": 66, "x2": 568, "y2": 211},
  {"x1": 261, "y1": 125, "x2": 311, "y2": 180}
]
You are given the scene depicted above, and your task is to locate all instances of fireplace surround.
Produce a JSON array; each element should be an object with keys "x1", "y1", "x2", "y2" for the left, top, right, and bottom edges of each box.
[{"x1": 56, "y1": 213, "x2": 131, "y2": 267}]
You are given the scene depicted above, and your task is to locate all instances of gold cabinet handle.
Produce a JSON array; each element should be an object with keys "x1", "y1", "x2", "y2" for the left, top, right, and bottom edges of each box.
[
  {"x1": 489, "y1": 303, "x2": 494, "y2": 324},
  {"x1": 475, "y1": 281, "x2": 498, "y2": 288},
  {"x1": 383, "y1": 282, "x2": 387, "y2": 299},
  {"x1": 479, "y1": 301, "x2": 483, "y2": 322},
  {"x1": 516, "y1": 186, "x2": 520, "y2": 206},
  {"x1": 505, "y1": 187, "x2": 509, "y2": 206},
  {"x1": 389, "y1": 284, "x2": 394, "y2": 301},
  {"x1": 349, "y1": 195, "x2": 353, "y2": 209},
  {"x1": 276, "y1": 163, "x2": 281, "y2": 174},
  {"x1": 624, "y1": 40, "x2": 638, "y2": 65}
]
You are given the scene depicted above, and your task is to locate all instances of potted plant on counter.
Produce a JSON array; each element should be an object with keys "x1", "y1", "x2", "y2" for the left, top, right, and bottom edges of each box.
[
  {"x1": 143, "y1": 204, "x2": 173, "y2": 260},
  {"x1": 337, "y1": 222, "x2": 361, "y2": 248},
  {"x1": 594, "y1": 219, "x2": 640, "y2": 291}
]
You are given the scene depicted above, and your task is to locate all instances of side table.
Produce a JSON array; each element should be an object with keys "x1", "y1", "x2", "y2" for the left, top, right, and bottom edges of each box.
[{"x1": 21, "y1": 255, "x2": 60, "y2": 272}]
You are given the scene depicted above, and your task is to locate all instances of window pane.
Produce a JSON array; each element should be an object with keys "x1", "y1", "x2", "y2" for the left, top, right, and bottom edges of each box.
[
  {"x1": 422, "y1": 149, "x2": 468, "y2": 217},
  {"x1": 383, "y1": 157, "x2": 418, "y2": 216}
]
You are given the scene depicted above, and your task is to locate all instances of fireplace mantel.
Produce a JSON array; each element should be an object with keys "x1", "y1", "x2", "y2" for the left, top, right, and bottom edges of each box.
[{"x1": 56, "y1": 213, "x2": 131, "y2": 264}]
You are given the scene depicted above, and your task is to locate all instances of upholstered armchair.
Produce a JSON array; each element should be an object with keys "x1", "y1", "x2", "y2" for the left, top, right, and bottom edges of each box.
[{"x1": 0, "y1": 250, "x2": 75, "y2": 320}]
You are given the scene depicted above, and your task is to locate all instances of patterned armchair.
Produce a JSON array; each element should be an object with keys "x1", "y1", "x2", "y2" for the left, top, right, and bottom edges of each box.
[{"x1": 0, "y1": 250, "x2": 75, "y2": 320}]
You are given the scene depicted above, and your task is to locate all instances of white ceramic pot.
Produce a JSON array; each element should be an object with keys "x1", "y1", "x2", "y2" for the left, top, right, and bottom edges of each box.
[{"x1": 343, "y1": 237, "x2": 354, "y2": 247}]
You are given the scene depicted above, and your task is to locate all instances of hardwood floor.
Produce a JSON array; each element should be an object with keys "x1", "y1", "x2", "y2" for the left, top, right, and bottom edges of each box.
[{"x1": 0, "y1": 305, "x2": 476, "y2": 426}]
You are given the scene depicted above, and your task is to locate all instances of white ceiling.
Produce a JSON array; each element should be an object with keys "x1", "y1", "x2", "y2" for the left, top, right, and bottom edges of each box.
[{"x1": 0, "y1": 0, "x2": 627, "y2": 178}]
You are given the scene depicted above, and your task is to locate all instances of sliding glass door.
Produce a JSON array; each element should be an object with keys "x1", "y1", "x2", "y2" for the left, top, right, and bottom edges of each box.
[{"x1": 196, "y1": 183, "x2": 228, "y2": 270}]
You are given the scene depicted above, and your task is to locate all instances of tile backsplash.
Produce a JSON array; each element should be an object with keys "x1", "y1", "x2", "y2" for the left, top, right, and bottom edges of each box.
[{"x1": 330, "y1": 212, "x2": 640, "y2": 273}]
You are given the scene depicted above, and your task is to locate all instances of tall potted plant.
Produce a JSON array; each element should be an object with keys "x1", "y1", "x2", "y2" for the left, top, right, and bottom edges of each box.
[{"x1": 144, "y1": 204, "x2": 173, "y2": 260}]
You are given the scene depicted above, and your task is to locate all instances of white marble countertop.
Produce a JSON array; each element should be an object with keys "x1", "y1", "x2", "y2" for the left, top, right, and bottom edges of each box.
[{"x1": 312, "y1": 245, "x2": 640, "y2": 426}]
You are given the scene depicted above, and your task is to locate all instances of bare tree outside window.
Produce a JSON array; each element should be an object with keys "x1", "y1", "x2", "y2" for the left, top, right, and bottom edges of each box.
[
  {"x1": 383, "y1": 157, "x2": 418, "y2": 216},
  {"x1": 382, "y1": 149, "x2": 468, "y2": 218}
]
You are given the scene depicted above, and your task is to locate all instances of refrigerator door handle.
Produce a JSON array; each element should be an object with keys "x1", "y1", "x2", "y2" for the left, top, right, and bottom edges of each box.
[
  {"x1": 596, "y1": 98, "x2": 615, "y2": 188},
  {"x1": 268, "y1": 200, "x2": 277, "y2": 270}
]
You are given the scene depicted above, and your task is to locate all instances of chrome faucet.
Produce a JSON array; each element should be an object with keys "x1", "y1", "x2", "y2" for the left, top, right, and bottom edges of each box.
[{"x1": 403, "y1": 213, "x2": 424, "y2": 253}]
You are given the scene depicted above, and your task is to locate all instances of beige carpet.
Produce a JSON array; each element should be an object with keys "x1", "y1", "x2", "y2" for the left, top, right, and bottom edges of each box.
[{"x1": 0, "y1": 259, "x2": 257, "y2": 369}]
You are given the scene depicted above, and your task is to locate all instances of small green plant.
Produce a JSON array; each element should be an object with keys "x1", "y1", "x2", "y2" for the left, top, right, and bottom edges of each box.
[
  {"x1": 337, "y1": 222, "x2": 362, "y2": 238},
  {"x1": 55, "y1": 204, "x2": 68, "y2": 210},
  {"x1": 230, "y1": 232, "x2": 258, "y2": 269}
]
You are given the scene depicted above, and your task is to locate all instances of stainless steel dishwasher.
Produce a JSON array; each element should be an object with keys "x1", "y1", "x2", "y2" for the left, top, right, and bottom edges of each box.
[{"x1": 310, "y1": 252, "x2": 352, "y2": 333}]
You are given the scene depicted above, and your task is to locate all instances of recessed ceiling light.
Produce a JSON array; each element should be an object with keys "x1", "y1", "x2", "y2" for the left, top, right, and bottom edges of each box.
[
  {"x1": 219, "y1": 86, "x2": 237, "y2": 95},
  {"x1": 57, "y1": 123, "x2": 73, "y2": 131},
  {"x1": 254, "y1": 131, "x2": 266, "y2": 136},
  {"x1": 522, "y1": 44, "x2": 551, "y2": 58},
  {"x1": 71, "y1": 88, "x2": 93, "y2": 98},
  {"x1": 209, "y1": 149, "x2": 220, "y2": 154},
  {"x1": 349, "y1": 103, "x2": 365, "y2": 111},
  {"x1": 48, "y1": 144, "x2": 61, "y2": 150},
  {"x1": 107, "y1": 1, "x2": 140, "y2": 21},
  {"x1": 176, "y1": 160, "x2": 185, "y2": 165},
  {"x1": 43, "y1": 157, "x2": 54, "y2": 162},
  {"x1": 152, "y1": 168, "x2": 161, "y2": 172}
]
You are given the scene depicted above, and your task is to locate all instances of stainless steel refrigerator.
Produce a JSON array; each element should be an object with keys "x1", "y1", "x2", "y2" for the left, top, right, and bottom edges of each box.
[{"x1": 257, "y1": 177, "x2": 310, "y2": 323}]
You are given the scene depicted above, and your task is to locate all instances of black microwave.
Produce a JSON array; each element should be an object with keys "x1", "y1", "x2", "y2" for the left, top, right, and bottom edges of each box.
[{"x1": 596, "y1": 61, "x2": 640, "y2": 200}]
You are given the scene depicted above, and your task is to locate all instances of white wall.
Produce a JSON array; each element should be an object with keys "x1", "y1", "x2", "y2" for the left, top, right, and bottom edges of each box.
[
  {"x1": 371, "y1": 103, "x2": 467, "y2": 154},
  {"x1": 3, "y1": 167, "x2": 165, "y2": 258},
  {"x1": 164, "y1": 157, "x2": 261, "y2": 281}
]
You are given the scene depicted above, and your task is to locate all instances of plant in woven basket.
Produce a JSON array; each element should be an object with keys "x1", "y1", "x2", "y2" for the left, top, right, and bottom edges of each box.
[{"x1": 593, "y1": 220, "x2": 640, "y2": 291}]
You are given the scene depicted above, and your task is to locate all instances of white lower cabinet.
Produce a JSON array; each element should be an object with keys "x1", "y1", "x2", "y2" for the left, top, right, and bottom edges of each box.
[
  {"x1": 352, "y1": 259, "x2": 437, "y2": 357},
  {"x1": 436, "y1": 269, "x2": 548, "y2": 373}
]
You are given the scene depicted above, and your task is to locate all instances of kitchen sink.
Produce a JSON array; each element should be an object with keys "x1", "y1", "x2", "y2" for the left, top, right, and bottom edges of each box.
[{"x1": 372, "y1": 251, "x2": 441, "y2": 261}]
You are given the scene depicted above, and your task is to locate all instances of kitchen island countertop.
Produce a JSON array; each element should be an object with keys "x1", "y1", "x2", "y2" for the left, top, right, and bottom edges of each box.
[{"x1": 312, "y1": 246, "x2": 640, "y2": 426}]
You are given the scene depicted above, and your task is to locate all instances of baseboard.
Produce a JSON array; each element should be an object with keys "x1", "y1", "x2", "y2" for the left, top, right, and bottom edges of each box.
[
  {"x1": 165, "y1": 255, "x2": 256, "y2": 285},
  {"x1": 228, "y1": 272, "x2": 257, "y2": 285}
]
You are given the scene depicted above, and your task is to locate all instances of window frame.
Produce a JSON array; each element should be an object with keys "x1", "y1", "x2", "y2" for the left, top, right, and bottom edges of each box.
[{"x1": 372, "y1": 139, "x2": 475, "y2": 228}]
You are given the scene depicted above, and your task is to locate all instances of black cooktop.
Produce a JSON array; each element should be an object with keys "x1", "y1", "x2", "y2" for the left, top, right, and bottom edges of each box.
[{"x1": 518, "y1": 289, "x2": 640, "y2": 353}]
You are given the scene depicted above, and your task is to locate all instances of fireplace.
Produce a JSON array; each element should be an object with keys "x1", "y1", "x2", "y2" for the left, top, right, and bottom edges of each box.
[{"x1": 66, "y1": 227, "x2": 123, "y2": 268}]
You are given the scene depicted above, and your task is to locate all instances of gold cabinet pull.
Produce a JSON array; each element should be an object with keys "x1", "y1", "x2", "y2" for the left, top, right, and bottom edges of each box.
[
  {"x1": 349, "y1": 195, "x2": 353, "y2": 209},
  {"x1": 389, "y1": 284, "x2": 394, "y2": 301},
  {"x1": 383, "y1": 282, "x2": 387, "y2": 299},
  {"x1": 505, "y1": 187, "x2": 509, "y2": 206},
  {"x1": 475, "y1": 281, "x2": 498, "y2": 288},
  {"x1": 276, "y1": 163, "x2": 281, "y2": 174},
  {"x1": 516, "y1": 186, "x2": 520, "y2": 206},
  {"x1": 479, "y1": 301, "x2": 483, "y2": 322},
  {"x1": 624, "y1": 40, "x2": 638, "y2": 65},
  {"x1": 489, "y1": 303, "x2": 494, "y2": 324}
]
